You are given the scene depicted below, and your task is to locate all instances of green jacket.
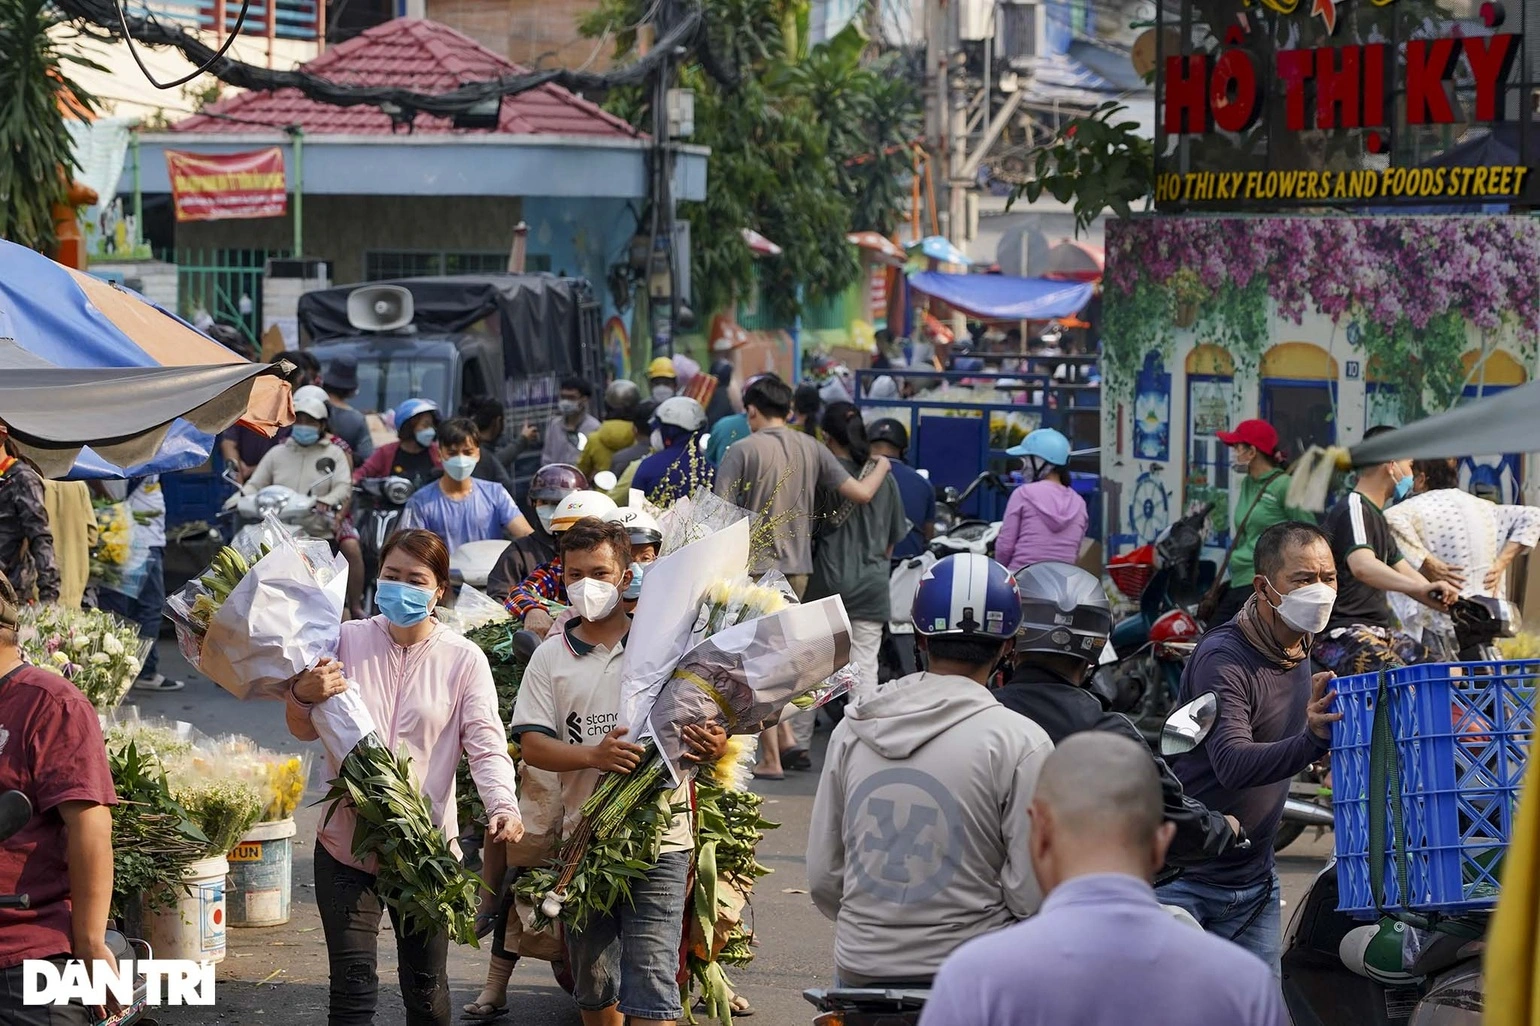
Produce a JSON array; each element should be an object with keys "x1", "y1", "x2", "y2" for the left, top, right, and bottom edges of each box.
[{"x1": 1228, "y1": 469, "x2": 1317, "y2": 584}]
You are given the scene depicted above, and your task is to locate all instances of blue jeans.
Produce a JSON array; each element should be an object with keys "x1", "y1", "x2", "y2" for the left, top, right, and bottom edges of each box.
[
  {"x1": 564, "y1": 849, "x2": 690, "y2": 1021},
  {"x1": 98, "y1": 545, "x2": 164, "y2": 678},
  {"x1": 1157, "y1": 871, "x2": 1283, "y2": 976}
]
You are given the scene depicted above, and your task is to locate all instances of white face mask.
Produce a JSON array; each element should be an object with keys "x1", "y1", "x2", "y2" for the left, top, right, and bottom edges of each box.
[
  {"x1": 568, "y1": 577, "x2": 620, "y2": 621},
  {"x1": 1264, "y1": 579, "x2": 1336, "y2": 635},
  {"x1": 536, "y1": 506, "x2": 558, "y2": 533}
]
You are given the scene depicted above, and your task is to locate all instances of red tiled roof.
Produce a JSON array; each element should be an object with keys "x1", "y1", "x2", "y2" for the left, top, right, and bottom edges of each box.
[{"x1": 170, "y1": 18, "x2": 641, "y2": 138}]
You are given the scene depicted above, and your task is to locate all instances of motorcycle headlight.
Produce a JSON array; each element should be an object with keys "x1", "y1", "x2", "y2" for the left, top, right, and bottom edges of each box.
[
  {"x1": 255, "y1": 487, "x2": 289, "y2": 514},
  {"x1": 383, "y1": 478, "x2": 414, "y2": 505}
]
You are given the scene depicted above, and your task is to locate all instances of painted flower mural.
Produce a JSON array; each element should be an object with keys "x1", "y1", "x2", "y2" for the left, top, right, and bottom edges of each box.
[{"x1": 1103, "y1": 217, "x2": 1540, "y2": 419}]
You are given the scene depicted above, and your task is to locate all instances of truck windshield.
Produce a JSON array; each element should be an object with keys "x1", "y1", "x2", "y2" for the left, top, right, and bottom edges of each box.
[{"x1": 353, "y1": 356, "x2": 451, "y2": 415}]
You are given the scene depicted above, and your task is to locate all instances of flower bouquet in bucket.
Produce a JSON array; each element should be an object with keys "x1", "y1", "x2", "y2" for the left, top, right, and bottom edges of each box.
[{"x1": 163, "y1": 513, "x2": 486, "y2": 944}]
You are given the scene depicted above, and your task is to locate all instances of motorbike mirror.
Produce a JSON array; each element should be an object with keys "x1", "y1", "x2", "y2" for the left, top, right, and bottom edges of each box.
[
  {"x1": 1160, "y1": 692, "x2": 1218, "y2": 757},
  {"x1": 0, "y1": 791, "x2": 33, "y2": 843},
  {"x1": 593, "y1": 470, "x2": 618, "y2": 491}
]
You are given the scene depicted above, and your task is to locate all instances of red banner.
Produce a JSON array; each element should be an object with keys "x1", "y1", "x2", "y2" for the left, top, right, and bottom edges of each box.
[{"x1": 165, "y1": 148, "x2": 287, "y2": 222}]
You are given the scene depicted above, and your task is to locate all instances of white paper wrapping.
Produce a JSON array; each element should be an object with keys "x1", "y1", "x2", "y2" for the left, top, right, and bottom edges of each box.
[
  {"x1": 618, "y1": 517, "x2": 751, "y2": 740},
  {"x1": 310, "y1": 684, "x2": 378, "y2": 764},
  {"x1": 647, "y1": 595, "x2": 853, "y2": 786},
  {"x1": 196, "y1": 544, "x2": 350, "y2": 699}
]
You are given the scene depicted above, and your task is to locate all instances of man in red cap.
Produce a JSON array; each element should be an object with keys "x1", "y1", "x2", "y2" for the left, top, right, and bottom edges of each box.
[{"x1": 1205, "y1": 420, "x2": 1318, "y2": 625}]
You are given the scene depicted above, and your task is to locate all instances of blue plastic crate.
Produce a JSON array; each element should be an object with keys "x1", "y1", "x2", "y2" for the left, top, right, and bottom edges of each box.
[{"x1": 1333, "y1": 660, "x2": 1535, "y2": 919}]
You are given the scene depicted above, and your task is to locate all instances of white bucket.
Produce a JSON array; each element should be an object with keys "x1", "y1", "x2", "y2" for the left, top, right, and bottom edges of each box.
[{"x1": 142, "y1": 855, "x2": 228, "y2": 963}]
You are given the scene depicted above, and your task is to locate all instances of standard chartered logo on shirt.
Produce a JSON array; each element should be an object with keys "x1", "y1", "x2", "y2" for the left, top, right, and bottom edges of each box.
[
  {"x1": 847, "y1": 768, "x2": 964, "y2": 904},
  {"x1": 586, "y1": 712, "x2": 618, "y2": 739}
]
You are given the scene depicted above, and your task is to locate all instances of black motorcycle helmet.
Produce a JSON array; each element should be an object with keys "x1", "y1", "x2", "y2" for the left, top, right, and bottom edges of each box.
[
  {"x1": 1014, "y1": 561, "x2": 1114, "y2": 669},
  {"x1": 867, "y1": 418, "x2": 909, "y2": 456}
]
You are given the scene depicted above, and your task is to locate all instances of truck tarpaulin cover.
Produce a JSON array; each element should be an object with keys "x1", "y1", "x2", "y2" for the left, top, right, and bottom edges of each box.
[
  {"x1": 164, "y1": 148, "x2": 287, "y2": 223},
  {"x1": 906, "y1": 271, "x2": 1095, "y2": 321},
  {"x1": 296, "y1": 275, "x2": 597, "y2": 378}
]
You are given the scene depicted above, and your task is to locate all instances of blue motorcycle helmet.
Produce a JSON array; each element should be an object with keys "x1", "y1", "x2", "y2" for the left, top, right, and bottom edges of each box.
[
  {"x1": 394, "y1": 397, "x2": 441, "y2": 443},
  {"x1": 912, "y1": 553, "x2": 1023, "y2": 640},
  {"x1": 1007, "y1": 427, "x2": 1072, "y2": 482}
]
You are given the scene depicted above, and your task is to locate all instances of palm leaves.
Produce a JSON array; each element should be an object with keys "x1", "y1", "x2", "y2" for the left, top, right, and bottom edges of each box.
[{"x1": 0, "y1": 0, "x2": 102, "y2": 252}]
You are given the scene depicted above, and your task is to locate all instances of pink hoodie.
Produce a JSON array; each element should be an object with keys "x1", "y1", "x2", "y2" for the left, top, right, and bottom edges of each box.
[
  {"x1": 995, "y1": 480, "x2": 1089, "y2": 572},
  {"x1": 315, "y1": 616, "x2": 520, "y2": 873}
]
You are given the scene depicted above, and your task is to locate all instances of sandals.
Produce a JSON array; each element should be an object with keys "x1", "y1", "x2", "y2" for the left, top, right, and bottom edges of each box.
[
  {"x1": 694, "y1": 994, "x2": 757, "y2": 1017},
  {"x1": 782, "y1": 748, "x2": 812, "y2": 771},
  {"x1": 462, "y1": 1001, "x2": 507, "y2": 1021}
]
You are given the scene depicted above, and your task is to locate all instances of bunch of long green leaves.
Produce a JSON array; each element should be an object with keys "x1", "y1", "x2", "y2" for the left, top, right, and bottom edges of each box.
[
  {"x1": 0, "y1": 0, "x2": 102, "y2": 252},
  {"x1": 457, "y1": 620, "x2": 529, "y2": 828},
  {"x1": 324, "y1": 740, "x2": 484, "y2": 944},
  {"x1": 106, "y1": 741, "x2": 211, "y2": 917}
]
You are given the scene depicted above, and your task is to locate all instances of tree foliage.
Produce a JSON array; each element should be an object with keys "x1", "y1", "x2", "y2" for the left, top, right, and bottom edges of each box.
[
  {"x1": 583, "y1": 0, "x2": 920, "y2": 322},
  {"x1": 0, "y1": 0, "x2": 100, "y2": 252},
  {"x1": 1009, "y1": 102, "x2": 1155, "y2": 235}
]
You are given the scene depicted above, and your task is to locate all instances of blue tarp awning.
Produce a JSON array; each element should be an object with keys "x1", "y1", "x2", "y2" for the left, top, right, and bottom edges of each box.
[{"x1": 907, "y1": 271, "x2": 1094, "y2": 321}]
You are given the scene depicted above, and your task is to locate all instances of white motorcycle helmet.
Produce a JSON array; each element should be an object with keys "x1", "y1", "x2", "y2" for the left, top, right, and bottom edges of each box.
[
  {"x1": 550, "y1": 490, "x2": 618, "y2": 534},
  {"x1": 653, "y1": 396, "x2": 707, "y2": 433},
  {"x1": 603, "y1": 506, "x2": 663, "y2": 549}
]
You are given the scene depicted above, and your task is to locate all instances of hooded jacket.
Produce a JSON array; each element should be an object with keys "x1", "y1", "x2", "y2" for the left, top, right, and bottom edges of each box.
[
  {"x1": 808, "y1": 672, "x2": 1052, "y2": 985},
  {"x1": 578, "y1": 419, "x2": 639, "y2": 484},
  {"x1": 994, "y1": 666, "x2": 1238, "y2": 874},
  {"x1": 995, "y1": 479, "x2": 1089, "y2": 571}
]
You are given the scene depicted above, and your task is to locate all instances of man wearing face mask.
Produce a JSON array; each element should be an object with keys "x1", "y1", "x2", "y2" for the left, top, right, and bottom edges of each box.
[
  {"x1": 632, "y1": 397, "x2": 713, "y2": 503},
  {"x1": 1312, "y1": 425, "x2": 1458, "y2": 677},
  {"x1": 400, "y1": 418, "x2": 532, "y2": 553},
  {"x1": 541, "y1": 378, "x2": 601, "y2": 468},
  {"x1": 511, "y1": 518, "x2": 726, "y2": 1026},
  {"x1": 1156, "y1": 521, "x2": 1344, "y2": 973},
  {"x1": 485, "y1": 464, "x2": 584, "y2": 603},
  {"x1": 246, "y1": 387, "x2": 353, "y2": 539},
  {"x1": 646, "y1": 357, "x2": 679, "y2": 403},
  {"x1": 505, "y1": 490, "x2": 618, "y2": 637}
]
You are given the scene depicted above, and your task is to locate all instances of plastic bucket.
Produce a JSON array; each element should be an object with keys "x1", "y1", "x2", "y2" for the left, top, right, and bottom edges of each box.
[
  {"x1": 226, "y1": 818, "x2": 297, "y2": 927},
  {"x1": 142, "y1": 855, "x2": 228, "y2": 963}
]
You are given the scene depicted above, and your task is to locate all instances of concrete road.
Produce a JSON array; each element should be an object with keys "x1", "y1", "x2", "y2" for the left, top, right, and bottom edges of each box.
[{"x1": 134, "y1": 639, "x2": 1331, "y2": 1025}]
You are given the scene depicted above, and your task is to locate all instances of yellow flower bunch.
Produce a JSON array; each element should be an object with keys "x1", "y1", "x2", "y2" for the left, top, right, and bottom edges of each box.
[
  {"x1": 264, "y1": 755, "x2": 308, "y2": 821},
  {"x1": 1496, "y1": 633, "x2": 1540, "y2": 660},
  {"x1": 93, "y1": 503, "x2": 132, "y2": 567}
]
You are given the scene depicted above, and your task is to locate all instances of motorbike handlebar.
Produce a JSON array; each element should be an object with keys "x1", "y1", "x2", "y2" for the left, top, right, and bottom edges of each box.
[{"x1": 0, "y1": 895, "x2": 30, "y2": 909}]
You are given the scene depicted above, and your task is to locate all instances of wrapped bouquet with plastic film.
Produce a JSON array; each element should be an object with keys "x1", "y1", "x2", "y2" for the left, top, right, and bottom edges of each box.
[
  {"x1": 520, "y1": 517, "x2": 853, "y2": 934},
  {"x1": 164, "y1": 512, "x2": 485, "y2": 944}
]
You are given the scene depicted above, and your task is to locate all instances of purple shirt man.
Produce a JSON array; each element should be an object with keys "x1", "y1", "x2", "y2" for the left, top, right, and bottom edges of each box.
[{"x1": 920, "y1": 733, "x2": 1287, "y2": 1026}]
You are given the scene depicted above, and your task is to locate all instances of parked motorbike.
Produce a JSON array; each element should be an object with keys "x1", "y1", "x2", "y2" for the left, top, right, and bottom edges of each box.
[
  {"x1": 931, "y1": 471, "x2": 1011, "y2": 557},
  {"x1": 805, "y1": 987, "x2": 929, "y2": 1026},
  {"x1": 220, "y1": 466, "x2": 341, "y2": 540},
  {"x1": 1281, "y1": 860, "x2": 1486, "y2": 1025},
  {"x1": 1098, "y1": 503, "x2": 1214, "y2": 742},
  {"x1": 354, "y1": 475, "x2": 414, "y2": 609},
  {"x1": 1446, "y1": 594, "x2": 1521, "y2": 662},
  {"x1": 1, "y1": 791, "x2": 153, "y2": 1026}
]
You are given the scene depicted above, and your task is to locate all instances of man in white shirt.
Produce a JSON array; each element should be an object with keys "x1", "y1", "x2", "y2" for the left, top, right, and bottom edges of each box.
[{"x1": 1386, "y1": 457, "x2": 1540, "y2": 655}]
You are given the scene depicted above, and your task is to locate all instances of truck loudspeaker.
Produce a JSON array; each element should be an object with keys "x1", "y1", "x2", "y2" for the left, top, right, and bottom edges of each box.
[{"x1": 346, "y1": 285, "x2": 414, "y2": 332}]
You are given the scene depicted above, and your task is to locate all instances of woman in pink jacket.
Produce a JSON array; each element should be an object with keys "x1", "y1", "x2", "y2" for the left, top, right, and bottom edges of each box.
[
  {"x1": 287, "y1": 529, "x2": 522, "y2": 1026},
  {"x1": 995, "y1": 428, "x2": 1089, "y2": 571}
]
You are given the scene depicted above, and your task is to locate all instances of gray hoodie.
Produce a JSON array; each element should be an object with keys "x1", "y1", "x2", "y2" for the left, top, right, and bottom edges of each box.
[{"x1": 807, "y1": 671, "x2": 1053, "y2": 984}]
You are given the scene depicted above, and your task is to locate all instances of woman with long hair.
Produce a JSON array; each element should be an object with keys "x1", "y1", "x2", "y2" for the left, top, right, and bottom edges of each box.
[{"x1": 285, "y1": 529, "x2": 522, "y2": 1026}]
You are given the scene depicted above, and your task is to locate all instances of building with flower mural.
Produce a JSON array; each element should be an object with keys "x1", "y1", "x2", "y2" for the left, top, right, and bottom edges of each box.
[{"x1": 1099, "y1": 216, "x2": 1540, "y2": 552}]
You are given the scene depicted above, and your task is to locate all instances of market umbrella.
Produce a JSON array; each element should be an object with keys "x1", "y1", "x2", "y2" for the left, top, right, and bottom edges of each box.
[
  {"x1": 0, "y1": 340, "x2": 286, "y2": 478},
  {"x1": 1042, "y1": 239, "x2": 1105, "y2": 281},
  {"x1": 909, "y1": 235, "x2": 972, "y2": 266},
  {"x1": 1347, "y1": 380, "x2": 1540, "y2": 464},
  {"x1": 740, "y1": 228, "x2": 783, "y2": 257},
  {"x1": 0, "y1": 239, "x2": 290, "y2": 477},
  {"x1": 846, "y1": 231, "x2": 906, "y2": 264},
  {"x1": 906, "y1": 271, "x2": 1095, "y2": 321}
]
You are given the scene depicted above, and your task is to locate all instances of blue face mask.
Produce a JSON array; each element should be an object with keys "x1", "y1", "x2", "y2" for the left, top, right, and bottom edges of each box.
[
  {"x1": 291, "y1": 425, "x2": 321, "y2": 446},
  {"x1": 623, "y1": 561, "x2": 648, "y2": 601},
  {"x1": 375, "y1": 580, "x2": 435, "y2": 626},
  {"x1": 1394, "y1": 472, "x2": 1414, "y2": 502},
  {"x1": 415, "y1": 427, "x2": 437, "y2": 447}
]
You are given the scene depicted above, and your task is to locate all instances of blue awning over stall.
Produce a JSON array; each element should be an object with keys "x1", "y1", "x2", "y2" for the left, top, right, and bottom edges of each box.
[{"x1": 907, "y1": 271, "x2": 1094, "y2": 321}]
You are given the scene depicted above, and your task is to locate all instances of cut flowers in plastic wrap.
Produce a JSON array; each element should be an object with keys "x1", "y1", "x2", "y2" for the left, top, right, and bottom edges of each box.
[
  {"x1": 163, "y1": 511, "x2": 487, "y2": 944},
  {"x1": 520, "y1": 518, "x2": 852, "y2": 935},
  {"x1": 18, "y1": 605, "x2": 150, "y2": 712}
]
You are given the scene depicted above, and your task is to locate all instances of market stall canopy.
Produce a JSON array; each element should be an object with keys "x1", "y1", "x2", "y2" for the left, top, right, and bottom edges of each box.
[
  {"x1": 907, "y1": 271, "x2": 1095, "y2": 321},
  {"x1": 741, "y1": 228, "x2": 783, "y2": 257},
  {"x1": 1043, "y1": 239, "x2": 1105, "y2": 281},
  {"x1": 1349, "y1": 381, "x2": 1540, "y2": 465},
  {"x1": 0, "y1": 340, "x2": 286, "y2": 478},
  {"x1": 0, "y1": 240, "x2": 291, "y2": 477},
  {"x1": 910, "y1": 235, "x2": 972, "y2": 266},
  {"x1": 847, "y1": 231, "x2": 907, "y2": 264}
]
